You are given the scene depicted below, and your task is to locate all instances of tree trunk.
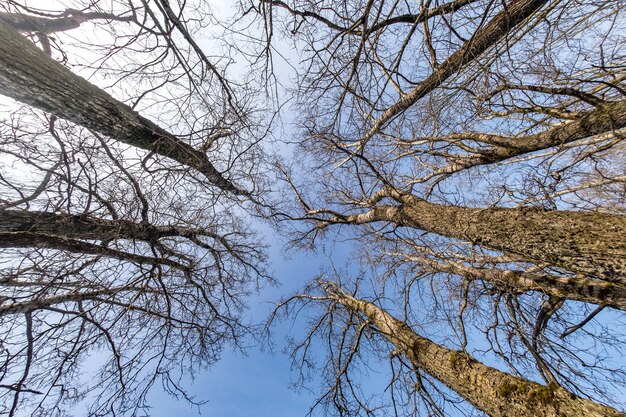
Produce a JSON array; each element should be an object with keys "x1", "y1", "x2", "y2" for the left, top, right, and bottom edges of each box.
[
  {"x1": 0, "y1": 210, "x2": 213, "y2": 270},
  {"x1": 324, "y1": 283, "x2": 625, "y2": 417},
  {"x1": 0, "y1": 209, "x2": 206, "y2": 242},
  {"x1": 0, "y1": 12, "x2": 83, "y2": 33},
  {"x1": 349, "y1": 191, "x2": 626, "y2": 283},
  {"x1": 0, "y1": 231, "x2": 188, "y2": 270},
  {"x1": 0, "y1": 11, "x2": 133, "y2": 34},
  {"x1": 358, "y1": 0, "x2": 549, "y2": 147},
  {"x1": 447, "y1": 99, "x2": 626, "y2": 172},
  {"x1": 407, "y1": 255, "x2": 626, "y2": 310},
  {"x1": 0, "y1": 19, "x2": 244, "y2": 195}
]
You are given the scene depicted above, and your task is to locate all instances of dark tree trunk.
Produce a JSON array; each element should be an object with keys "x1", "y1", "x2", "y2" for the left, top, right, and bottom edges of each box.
[
  {"x1": 0, "y1": 231, "x2": 188, "y2": 270},
  {"x1": 0, "y1": 19, "x2": 244, "y2": 195},
  {"x1": 0, "y1": 210, "x2": 209, "y2": 270},
  {"x1": 0, "y1": 210, "x2": 202, "y2": 242}
]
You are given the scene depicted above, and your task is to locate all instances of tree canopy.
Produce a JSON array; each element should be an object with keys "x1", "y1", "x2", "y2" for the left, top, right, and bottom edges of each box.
[{"x1": 0, "y1": 0, "x2": 625, "y2": 416}]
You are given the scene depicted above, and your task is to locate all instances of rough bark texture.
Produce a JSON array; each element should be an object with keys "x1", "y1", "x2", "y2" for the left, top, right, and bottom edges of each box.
[
  {"x1": 0, "y1": 210, "x2": 203, "y2": 242},
  {"x1": 0, "y1": 19, "x2": 244, "y2": 194},
  {"x1": 355, "y1": 192, "x2": 626, "y2": 283},
  {"x1": 0, "y1": 210, "x2": 206, "y2": 269},
  {"x1": 415, "y1": 256, "x2": 626, "y2": 310},
  {"x1": 480, "y1": 99, "x2": 626, "y2": 164},
  {"x1": 359, "y1": 0, "x2": 549, "y2": 147},
  {"x1": 326, "y1": 284, "x2": 625, "y2": 417}
]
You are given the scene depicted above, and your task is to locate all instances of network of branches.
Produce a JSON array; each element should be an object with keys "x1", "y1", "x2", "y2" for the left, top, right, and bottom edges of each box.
[
  {"x1": 241, "y1": 0, "x2": 626, "y2": 416},
  {"x1": 0, "y1": 0, "x2": 625, "y2": 417},
  {"x1": 0, "y1": 0, "x2": 270, "y2": 415}
]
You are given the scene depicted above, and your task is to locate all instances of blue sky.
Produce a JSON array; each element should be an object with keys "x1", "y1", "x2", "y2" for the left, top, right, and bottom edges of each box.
[
  {"x1": 144, "y1": 236, "x2": 342, "y2": 417},
  {"x1": 2, "y1": 2, "x2": 625, "y2": 416}
]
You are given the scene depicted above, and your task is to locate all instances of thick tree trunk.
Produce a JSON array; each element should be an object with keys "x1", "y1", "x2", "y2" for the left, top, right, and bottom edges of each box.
[
  {"x1": 0, "y1": 210, "x2": 204, "y2": 242},
  {"x1": 0, "y1": 19, "x2": 244, "y2": 195},
  {"x1": 349, "y1": 191, "x2": 626, "y2": 283},
  {"x1": 0, "y1": 210, "x2": 210, "y2": 270},
  {"x1": 409, "y1": 255, "x2": 626, "y2": 310},
  {"x1": 325, "y1": 283, "x2": 625, "y2": 417}
]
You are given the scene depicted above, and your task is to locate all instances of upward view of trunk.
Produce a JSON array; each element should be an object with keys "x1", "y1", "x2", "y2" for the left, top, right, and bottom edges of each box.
[
  {"x1": 357, "y1": 0, "x2": 549, "y2": 148},
  {"x1": 405, "y1": 254, "x2": 626, "y2": 310},
  {"x1": 433, "y1": 99, "x2": 626, "y2": 176},
  {"x1": 0, "y1": 19, "x2": 245, "y2": 195},
  {"x1": 0, "y1": 210, "x2": 210, "y2": 242},
  {"x1": 346, "y1": 191, "x2": 626, "y2": 283},
  {"x1": 0, "y1": 231, "x2": 188, "y2": 270},
  {"x1": 481, "y1": 100, "x2": 626, "y2": 161},
  {"x1": 324, "y1": 283, "x2": 625, "y2": 417}
]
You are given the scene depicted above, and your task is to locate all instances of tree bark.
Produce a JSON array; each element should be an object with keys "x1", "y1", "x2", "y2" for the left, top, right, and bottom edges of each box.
[
  {"x1": 405, "y1": 254, "x2": 626, "y2": 310},
  {"x1": 0, "y1": 11, "x2": 133, "y2": 34},
  {"x1": 0, "y1": 210, "x2": 219, "y2": 270},
  {"x1": 357, "y1": 0, "x2": 549, "y2": 148},
  {"x1": 343, "y1": 191, "x2": 626, "y2": 283},
  {"x1": 0, "y1": 209, "x2": 208, "y2": 242},
  {"x1": 435, "y1": 99, "x2": 626, "y2": 174},
  {"x1": 324, "y1": 283, "x2": 625, "y2": 417},
  {"x1": 0, "y1": 19, "x2": 244, "y2": 195},
  {"x1": 0, "y1": 12, "x2": 83, "y2": 33}
]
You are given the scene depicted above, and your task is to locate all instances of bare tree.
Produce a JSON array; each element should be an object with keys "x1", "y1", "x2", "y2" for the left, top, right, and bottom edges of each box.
[
  {"x1": 0, "y1": 114, "x2": 269, "y2": 415},
  {"x1": 240, "y1": 0, "x2": 626, "y2": 414},
  {"x1": 242, "y1": 0, "x2": 626, "y2": 279},
  {"x1": 3, "y1": 0, "x2": 625, "y2": 414},
  {"x1": 300, "y1": 186, "x2": 626, "y2": 282},
  {"x1": 276, "y1": 280, "x2": 625, "y2": 417},
  {"x1": 0, "y1": 11, "x2": 244, "y2": 194},
  {"x1": 0, "y1": 1, "x2": 271, "y2": 415},
  {"x1": 380, "y1": 238, "x2": 626, "y2": 310}
]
